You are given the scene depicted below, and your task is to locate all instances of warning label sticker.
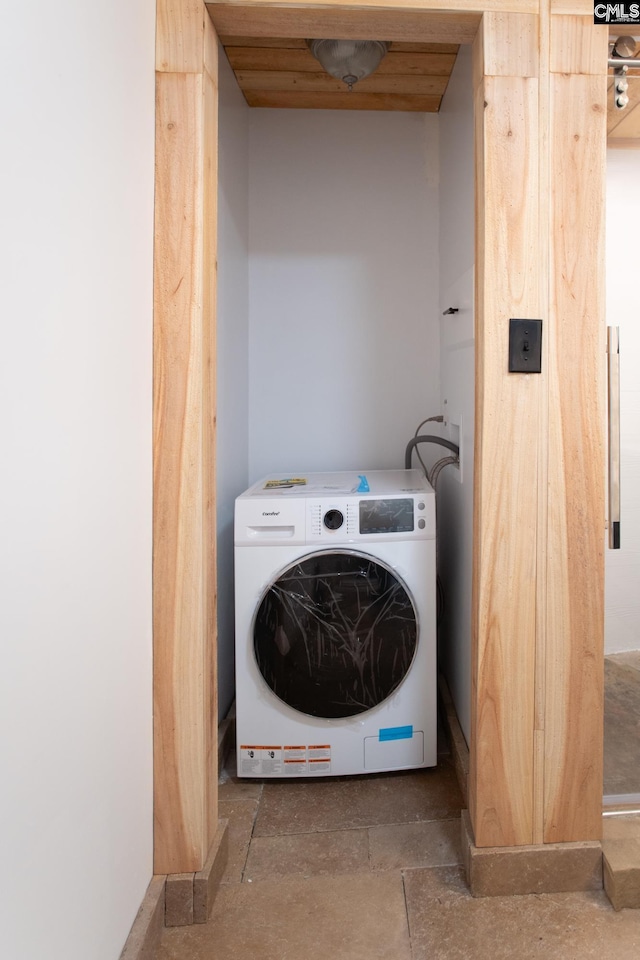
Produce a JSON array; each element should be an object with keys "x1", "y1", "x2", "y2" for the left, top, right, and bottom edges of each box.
[
  {"x1": 309, "y1": 758, "x2": 331, "y2": 773},
  {"x1": 239, "y1": 745, "x2": 283, "y2": 776},
  {"x1": 308, "y1": 745, "x2": 330, "y2": 773},
  {"x1": 240, "y1": 743, "x2": 331, "y2": 775}
]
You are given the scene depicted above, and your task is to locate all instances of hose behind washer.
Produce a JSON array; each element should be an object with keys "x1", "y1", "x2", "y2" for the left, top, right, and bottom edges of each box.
[{"x1": 404, "y1": 434, "x2": 460, "y2": 470}]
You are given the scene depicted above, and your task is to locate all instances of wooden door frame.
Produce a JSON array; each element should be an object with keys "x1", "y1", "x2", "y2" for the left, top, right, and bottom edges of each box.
[{"x1": 153, "y1": 0, "x2": 607, "y2": 875}]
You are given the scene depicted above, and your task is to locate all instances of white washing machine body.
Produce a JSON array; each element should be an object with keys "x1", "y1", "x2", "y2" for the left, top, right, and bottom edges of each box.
[{"x1": 234, "y1": 469, "x2": 437, "y2": 778}]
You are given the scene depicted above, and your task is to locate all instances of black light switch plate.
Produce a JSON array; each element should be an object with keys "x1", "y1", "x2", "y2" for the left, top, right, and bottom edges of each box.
[{"x1": 509, "y1": 319, "x2": 542, "y2": 373}]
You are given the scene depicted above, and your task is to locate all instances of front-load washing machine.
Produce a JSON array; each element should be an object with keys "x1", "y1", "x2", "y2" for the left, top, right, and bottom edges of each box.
[{"x1": 234, "y1": 469, "x2": 436, "y2": 778}]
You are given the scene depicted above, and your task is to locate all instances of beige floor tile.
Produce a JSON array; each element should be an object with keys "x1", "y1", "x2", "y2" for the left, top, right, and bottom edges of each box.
[
  {"x1": 253, "y1": 759, "x2": 463, "y2": 837},
  {"x1": 369, "y1": 818, "x2": 461, "y2": 871},
  {"x1": 404, "y1": 866, "x2": 640, "y2": 960},
  {"x1": 156, "y1": 872, "x2": 412, "y2": 960},
  {"x1": 219, "y1": 798, "x2": 259, "y2": 883},
  {"x1": 244, "y1": 828, "x2": 370, "y2": 881},
  {"x1": 603, "y1": 814, "x2": 640, "y2": 841},
  {"x1": 603, "y1": 839, "x2": 640, "y2": 910}
]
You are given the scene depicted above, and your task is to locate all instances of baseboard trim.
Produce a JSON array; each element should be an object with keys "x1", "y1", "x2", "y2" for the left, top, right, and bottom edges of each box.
[
  {"x1": 119, "y1": 876, "x2": 165, "y2": 960},
  {"x1": 461, "y1": 810, "x2": 603, "y2": 897},
  {"x1": 119, "y1": 816, "x2": 229, "y2": 954},
  {"x1": 165, "y1": 818, "x2": 229, "y2": 927},
  {"x1": 194, "y1": 817, "x2": 230, "y2": 923}
]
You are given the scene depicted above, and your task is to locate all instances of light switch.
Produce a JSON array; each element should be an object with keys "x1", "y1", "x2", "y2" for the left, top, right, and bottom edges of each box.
[{"x1": 509, "y1": 319, "x2": 542, "y2": 373}]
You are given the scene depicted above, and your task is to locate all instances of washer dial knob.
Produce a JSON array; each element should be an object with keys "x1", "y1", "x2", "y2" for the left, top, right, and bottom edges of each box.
[{"x1": 323, "y1": 509, "x2": 344, "y2": 531}]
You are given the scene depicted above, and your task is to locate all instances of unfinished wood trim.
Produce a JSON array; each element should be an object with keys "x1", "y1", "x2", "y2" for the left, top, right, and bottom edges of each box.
[
  {"x1": 469, "y1": 25, "x2": 484, "y2": 840},
  {"x1": 481, "y1": 12, "x2": 539, "y2": 77},
  {"x1": 157, "y1": 0, "x2": 206, "y2": 72},
  {"x1": 205, "y1": 6, "x2": 220, "y2": 78},
  {"x1": 206, "y1": 5, "x2": 483, "y2": 44},
  {"x1": 472, "y1": 68, "x2": 541, "y2": 848},
  {"x1": 550, "y1": 0, "x2": 594, "y2": 12},
  {"x1": 154, "y1": 0, "x2": 219, "y2": 876},
  {"x1": 533, "y1": 0, "x2": 550, "y2": 848},
  {"x1": 203, "y1": 61, "x2": 219, "y2": 848},
  {"x1": 472, "y1": 4, "x2": 607, "y2": 851},
  {"x1": 154, "y1": 70, "x2": 207, "y2": 875},
  {"x1": 543, "y1": 62, "x2": 607, "y2": 843},
  {"x1": 208, "y1": 0, "x2": 535, "y2": 15},
  {"x1": 550, "y1": 14, "x2": 607, "y2": 75}
]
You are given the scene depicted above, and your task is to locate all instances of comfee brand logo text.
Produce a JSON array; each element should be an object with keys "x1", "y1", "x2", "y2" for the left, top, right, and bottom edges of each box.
[
  {"x1": 594, "y1": 3, "x2": 640, "y2": 22},
  {"x1": 262, "y1": 511, "x2": 280, "y2": 516}
]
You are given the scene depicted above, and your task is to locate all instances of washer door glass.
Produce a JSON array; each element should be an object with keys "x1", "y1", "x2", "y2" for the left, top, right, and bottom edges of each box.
[{"x1": 253, "y1": 550, "x2": 418, "y2": 719}]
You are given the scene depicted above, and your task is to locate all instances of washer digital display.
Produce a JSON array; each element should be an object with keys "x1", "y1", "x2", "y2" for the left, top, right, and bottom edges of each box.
[{"x1": 359, "y1": 498, "x2": 414, "y2": 535}]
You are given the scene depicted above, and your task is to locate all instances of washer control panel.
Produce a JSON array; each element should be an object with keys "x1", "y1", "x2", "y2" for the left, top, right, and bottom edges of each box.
[{"x1": 307, "y1": 493, "x2": 433, "y2": 543}]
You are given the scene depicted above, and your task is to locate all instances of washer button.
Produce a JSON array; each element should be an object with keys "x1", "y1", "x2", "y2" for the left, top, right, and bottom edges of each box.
[
  {"x1": 418, "y1": 501, "x2": 425, "y2": 510},
  {"x1": 418, "y1": 518, "x2": 426, "y2": 529}
]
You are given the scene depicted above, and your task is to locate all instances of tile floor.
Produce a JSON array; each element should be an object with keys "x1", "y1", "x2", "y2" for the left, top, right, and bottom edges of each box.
[{"x1": 157, "y1": 735, "x2": 640, "y2": 960}]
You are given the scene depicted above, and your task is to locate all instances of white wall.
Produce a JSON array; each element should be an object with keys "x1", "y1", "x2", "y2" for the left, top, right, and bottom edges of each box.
[
  {"x1": 247, "y1": 110, "x2": 441, "y2": 479},
  {"x1": 0, "y1": 4, "x2": 155, "y2": 958},
  {"x1": 605, "y1": 148, "x2": 640, "y2": 654},
  {"x1": 437, "y1": 46, "x2": 475, "y2": 742},
  {"x1": 216, "y1": 48, "x2": 250, "y2": 720}
]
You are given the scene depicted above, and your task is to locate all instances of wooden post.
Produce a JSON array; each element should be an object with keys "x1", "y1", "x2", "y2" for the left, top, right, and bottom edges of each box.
[
  {"x1": 543, "y1": 10, "x2": 606, "y2": 844},
  {"x1": 154, "y1": 0, "x2": 219, "y2": 875},
  {"x1": 471, "y1": 4, "x2": 607, "y2": 849},
  {"x1": 471, "y1": 11, "x2": 541, "y2": 847}
]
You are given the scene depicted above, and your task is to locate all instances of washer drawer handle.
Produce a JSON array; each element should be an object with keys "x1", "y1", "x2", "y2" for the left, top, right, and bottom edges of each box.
[{"x1": 246, "y1": 525, "x2": 296, "y2": 539}]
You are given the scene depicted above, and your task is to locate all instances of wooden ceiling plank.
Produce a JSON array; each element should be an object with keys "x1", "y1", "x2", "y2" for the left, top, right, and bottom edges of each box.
[
  {"x1": 219, "y1": 35, "x2": 307, "y2": 47},
  {"x1": 207, "y1": 6, "x2": 481, "y2": 44},
  {"x1": 391, "y1": 42, "x2": 459, "y2": 53},
  {"x1": 235, "y1": 69, "x2": 449, "y2": 95},
  {"x1": 226, "y1": 47, "x2": 326, "y2": 71},
  {"x1": 219, "y1": 37, "x2": 459, "y2": 53},
  {"x1": 243, "y1": 89, "x2": 442, "y2": 111},
  {"x1": 226, "y1": 47, "x2": 457, "y2": 75}
]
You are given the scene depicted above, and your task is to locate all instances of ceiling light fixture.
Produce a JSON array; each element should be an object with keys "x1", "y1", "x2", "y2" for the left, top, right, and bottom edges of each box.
[{"x1": 306, "y1": 39, "x2": 390, "y2": 92}]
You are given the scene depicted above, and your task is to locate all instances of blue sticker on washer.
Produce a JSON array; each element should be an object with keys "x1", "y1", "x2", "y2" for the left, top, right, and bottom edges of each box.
[
  {"x1": 357, "y1": 475, "x2": 370, "y2": 492},
  {"x1": 379, "y1": 725, "x2": 413, "y2": 742}
]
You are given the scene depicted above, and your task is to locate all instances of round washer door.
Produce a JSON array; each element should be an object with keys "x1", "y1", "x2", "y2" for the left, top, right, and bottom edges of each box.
[{"x1": 253, "y1": 550, "x2": 418, "y2": 719}]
